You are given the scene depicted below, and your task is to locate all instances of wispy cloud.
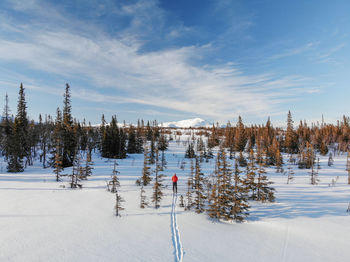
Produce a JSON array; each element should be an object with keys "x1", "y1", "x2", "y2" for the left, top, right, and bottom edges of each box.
[
  {"x1": 0, "y1": 0, "x2": 317, "y2": 123},
  {"x1": 314, "y1": 43, "x2": 347, "y2": 64},
  {"x1": 269, "y1": 42, "x2": 316, "y2": 60}
]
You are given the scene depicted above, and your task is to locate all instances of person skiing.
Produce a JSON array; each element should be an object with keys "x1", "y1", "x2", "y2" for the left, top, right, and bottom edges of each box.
[{"x1": 172, "y1": 173, "x2": 178, "y2": 194}]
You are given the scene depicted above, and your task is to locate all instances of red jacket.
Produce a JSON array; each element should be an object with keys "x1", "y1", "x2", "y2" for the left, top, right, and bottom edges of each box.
[{"x1": 172, "y1": 175, "x2": 178, "y2": 182}]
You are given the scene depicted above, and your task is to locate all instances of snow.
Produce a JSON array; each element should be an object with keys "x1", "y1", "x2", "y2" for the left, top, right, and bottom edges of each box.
[
  {"x1": 162, "y1": 118, "x2": 212, "y2": 128},
  {"x1": 1, "y1": 133, "x2": 350, "y2": 261}
]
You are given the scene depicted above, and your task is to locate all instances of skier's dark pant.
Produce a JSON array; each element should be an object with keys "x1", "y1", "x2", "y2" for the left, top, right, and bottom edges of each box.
[{"x1": 173, "y1": 182, "x2": 177, "y2": 193}]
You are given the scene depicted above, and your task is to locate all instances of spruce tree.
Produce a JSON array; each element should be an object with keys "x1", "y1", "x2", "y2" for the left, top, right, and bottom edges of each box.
[
  {"x1": 319, "y1": 140, "x2": 328, "y2": 155},
  {"x1": 140, "y1": 146, "x2": 152, "y2": 186},
  {"x1": 152, "y1": 148, "x2": 166, "y2": 208},
  {"x1": 39, "y1": 114, "x2": 50, "y2": 168},
  {"x1": 223, "y1": 121, "x2": 234, "y2": 153},
  {"x1": 287, "y1": 154, "x2": 295, "y2": 184},
  {"x1": 193, "y1": 156, "x2": 206, "y2": 213},
  {"x1": 158, "y1": 132, "x2": 168, "y2": 170},
  {"x1": 101, "y1": 116, "x2": 127, "y2": 159},
  {"x1": 275, "y1": 147, "x2": 283, "y2": 173},
  {"x1": 237, "y1": 151, "x2": 247, "y2": 167},
  {"x1": 207, "y1": 153, "x2": 220, "y2": 219},
  {"x1": 16, "y1": 83, "x2": 29, "y2": 158},
  {"x1": 50, "y1": 108, "x2": 63, "y2": 166},
  {"x1": 115, "y1": 192, "x2": 125, "y2": 217},
  {"x1": 256, "y1": 149, "x2": 275, "y2": 202},
  {"x1": 61, "y1": 84, "x2": 77, "y2": 167},
  {"x1": 135, "y1": 124, "x2": 144, "y2": 154},
  {"x1": 82, "y1": 149, "x2": 93, "y2": 180},
  {"x1": 185, "y1": 159, "x2": 194, "y2": 210},
  {"x1": 284, "y1": 111, "x2": 298, "y2": 153},
  {"x1": 146, "y1": 121, "x2": 152, "y2": 141},
  {"x1": 1, "y1": 93, "x2": 12, "y2": 160},
  {"x1": 119, "y1": 127, "x2": 127, "y2": 158},
  {"x1": 231, "y1": 161, "x2": 250, "y2": 222},
  {"x1": 207, "y1": 124, "x2": 220, "y2": 148},
  {"x1": 7, "y1": 84, "x2": 29, "y2": 172},
  {"x1": 53, "y1": 142, "x2": 63, "y2": 182},
  {"x1": 127, "y1": 125, "x2": 137, "y2": 154},
  {"x1": 79, "y1": 149, "x2": 94, "y2": 180},
  {"x1": 208, "y1": 148, "x2": 249, "y2": 221},
  {"x1": 222, "y1": 150, "x2": 240, "y2": 220},
  {"x1": 149, "y1": 137, "x2": 156, "y2": 164},
  {"x1": 140, "y1": 186, "x2": 148, "y2": 208},
  {"x1": 157, "y1": 132, "x2": 169, "y2": 151},
  {"x1": 99, "y1": 114, "x2": 106, "y2": 151},
  {"x1": 297, "y1": 145, "x2": 307, "y2": 169},
  {"x1": 108, "y1": 160, "x2": 120, "y2": 193},
  {"x1": 69, "y1": 151, "x2": 82, "y2": 188},
  {"x1": 197, "y1": 137, "x2": 206, "y2": 162},
  {"x1": 7, "y1": 120, "x2": 24, "y2": 172},
  {"x1": 185, "y1": 142, "x2": 196, "y2": 158},
  {"x1": 305, "y1": 142, "x2": 315, "y2": 169},
  {"x1": 310, "y1": 157, "x2": 318, "y2": 185},
  {"x1": 245, "y1": 149, "x2": 258, "y2": 200},
  {"x1": 234, "y1": 116, "x2": 247, "y2": 152}
]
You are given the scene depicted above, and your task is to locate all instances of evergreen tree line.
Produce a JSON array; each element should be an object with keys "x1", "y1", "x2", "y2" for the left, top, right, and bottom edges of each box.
[
  {"x1": 2, "y1": 84, "x2": 350, "y2": 191},
  {"x1": 189, "y1": 112, "x2": 350, "y2": 172},
  {"x1": 0, "y1": 84, "x2": 169, "y2": 173}
]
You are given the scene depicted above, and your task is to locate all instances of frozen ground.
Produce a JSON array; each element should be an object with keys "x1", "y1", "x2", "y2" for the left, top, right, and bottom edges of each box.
[{"x1": 0, "y1": 133, "x2": 350, "y2": 262}]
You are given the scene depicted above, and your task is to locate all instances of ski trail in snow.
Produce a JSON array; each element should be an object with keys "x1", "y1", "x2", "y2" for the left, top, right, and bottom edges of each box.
[
  {"x1": 171, "y1": 194, "x2": 184, "y2": 262},
  {"x1": 282, "y1": 225, "x2": 290, "y2": 262}
]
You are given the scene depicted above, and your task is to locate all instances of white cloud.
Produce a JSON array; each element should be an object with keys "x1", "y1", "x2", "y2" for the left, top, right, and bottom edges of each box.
[{"x1": 0, "y1": 0, "x2": 317, "y2": 123}]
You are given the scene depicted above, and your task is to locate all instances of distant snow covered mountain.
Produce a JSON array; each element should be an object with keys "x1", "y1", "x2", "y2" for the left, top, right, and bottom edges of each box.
[
  {"x1": 161, "y1": 118, "x2": 212, "y2": 128},
  {"x1": 91, "y1": 118, "x2": 213, "y2": 128}
]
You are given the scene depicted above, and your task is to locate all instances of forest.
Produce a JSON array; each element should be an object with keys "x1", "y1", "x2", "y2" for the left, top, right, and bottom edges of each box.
[{"x1": 1, "y1": 83, "x2": 350, "y2": 221}]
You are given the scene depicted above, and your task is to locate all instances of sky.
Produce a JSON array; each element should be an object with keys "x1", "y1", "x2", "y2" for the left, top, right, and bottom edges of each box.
[{"x1": 0, "y1": 0, "x2": 349, "y2": 126}]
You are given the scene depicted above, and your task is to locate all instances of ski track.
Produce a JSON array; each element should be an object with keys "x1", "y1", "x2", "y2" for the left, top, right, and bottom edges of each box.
[
  {"x1": 171, "y1": 194, "x2": 184, "y2": 262},
  {"x1": 282, "y1": 225, "x2": 290, "y2": 262}
]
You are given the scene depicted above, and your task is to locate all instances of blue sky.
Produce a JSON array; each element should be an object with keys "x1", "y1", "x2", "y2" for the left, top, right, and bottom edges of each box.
[{"x1": 0, "y1": 0, "x2": 349, "y2": 126}]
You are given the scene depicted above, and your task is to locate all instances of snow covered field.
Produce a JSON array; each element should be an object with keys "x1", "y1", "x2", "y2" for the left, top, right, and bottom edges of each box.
[{"x1": 1, "y1": 133, "x2": 350, "y2": 262}]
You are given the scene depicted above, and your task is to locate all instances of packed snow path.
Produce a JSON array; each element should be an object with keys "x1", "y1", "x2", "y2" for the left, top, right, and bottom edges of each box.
[
  {"x1": 171, "y1": 194, "x2": 184, "y2": 262},
  {"x1": 281, "y1": 224, "x2": 290, "y2": 261}
]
